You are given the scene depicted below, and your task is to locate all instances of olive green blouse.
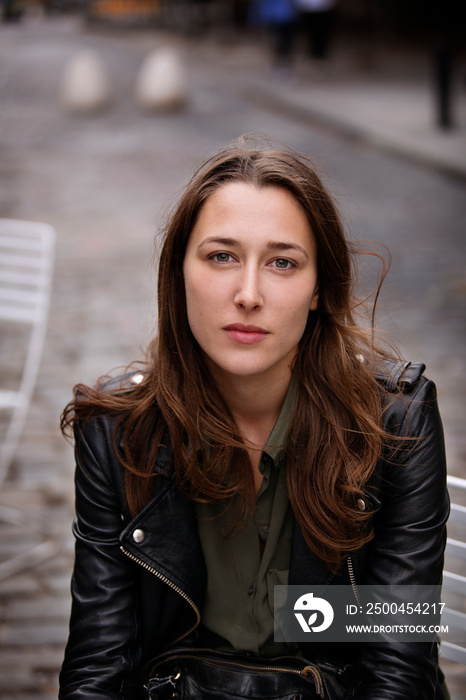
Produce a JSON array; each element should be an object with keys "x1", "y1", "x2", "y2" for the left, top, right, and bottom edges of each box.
[{"x1": 195, "y1": 376, "x2": 299, "y2": 656}]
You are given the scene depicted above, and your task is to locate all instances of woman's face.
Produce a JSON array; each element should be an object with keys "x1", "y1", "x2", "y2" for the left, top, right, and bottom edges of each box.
[{"x1": 183, "y1": 183, "x2": 319, "y2": 385}]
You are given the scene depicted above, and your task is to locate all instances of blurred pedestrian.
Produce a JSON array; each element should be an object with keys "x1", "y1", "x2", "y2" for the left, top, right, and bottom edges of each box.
[
  {"x1": 250, "y1": 0, "x2": 298, "y2": 74},
  {"x1": 426, "y1": 0, "x2": 464, "y2": 129},
  {"x1": 1, "y1": 0, "x2": 24, "y2": 22},
  {"x1": 295, "y1": 0, "x2": 338, "y2": 75}
]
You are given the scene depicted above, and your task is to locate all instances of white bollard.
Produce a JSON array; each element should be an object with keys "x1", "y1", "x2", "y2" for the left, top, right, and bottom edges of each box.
[
  {"x1": 60, "y1": 49, "x2": 112, "y2": 114},
  {"x1": 135, "y1": 48, "x2": 188, "y2": 112}
]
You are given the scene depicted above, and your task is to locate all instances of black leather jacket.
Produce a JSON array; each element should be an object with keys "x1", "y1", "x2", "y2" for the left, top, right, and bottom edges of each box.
[{"x1": 59, "y1": 361, "x2": 449, "y2": 700}]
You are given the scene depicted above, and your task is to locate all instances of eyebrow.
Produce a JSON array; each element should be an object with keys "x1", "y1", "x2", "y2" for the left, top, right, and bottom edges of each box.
[{"x1": 197, "y1": 237, "x2": 309, "y2": 259}]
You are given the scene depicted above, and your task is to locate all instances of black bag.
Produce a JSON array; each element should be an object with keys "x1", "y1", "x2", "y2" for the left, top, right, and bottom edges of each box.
[{"x1": 144, "y1": 647, "x2": 355, "y2": 699}]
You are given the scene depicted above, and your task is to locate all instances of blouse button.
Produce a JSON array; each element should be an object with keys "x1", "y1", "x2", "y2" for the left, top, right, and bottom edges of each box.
[
  {"x1": 132, "y1": 528, "x2": 146, "y2": 543},
  {"x1": 357, "y1": 498, "x2": 366, "y2": 512}
]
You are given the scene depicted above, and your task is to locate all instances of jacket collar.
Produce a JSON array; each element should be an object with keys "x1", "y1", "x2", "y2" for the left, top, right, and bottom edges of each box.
[{"x1": 119, "y1": 452, "x2": 207, "y2": 612}]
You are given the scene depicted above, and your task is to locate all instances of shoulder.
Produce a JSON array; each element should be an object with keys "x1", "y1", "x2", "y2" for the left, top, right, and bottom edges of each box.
[
  {"x1": 374, "y1": 359, "x2": 442, "y2": 438},
  {"x1": 94, "y1": 369, "x2": 147, "y2": 394},
  {"x1": 74, "y1": 370, "x2": 146, "y2": 439},
  {"x1": 369, "y1": 361, "x2": 447, "y2": 528},
  {"x1": 73, "y1": 371, "x2": 147, "y2": 477},
  {"x1": 73, "y1": 369, "x2": 171, "y2": 484}
]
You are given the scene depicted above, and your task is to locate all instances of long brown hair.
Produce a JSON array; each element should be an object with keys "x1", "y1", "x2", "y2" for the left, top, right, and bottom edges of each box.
[{"x1": 62, "y1": 138, "x2": 395, "y2": 569}]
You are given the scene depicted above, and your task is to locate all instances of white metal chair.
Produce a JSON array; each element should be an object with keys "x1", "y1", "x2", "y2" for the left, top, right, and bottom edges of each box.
[
  {"x1": 440, "y1": 475, "x2": 466, "y2": 665},
  {"x1": 0, "y1": 218, "x2": 56, "y2": 580}
]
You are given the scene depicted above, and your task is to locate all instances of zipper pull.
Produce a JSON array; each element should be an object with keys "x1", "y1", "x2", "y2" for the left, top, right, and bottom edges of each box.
[{"x1": 302, "y1": 665, "x2": 325, "y2": 696}]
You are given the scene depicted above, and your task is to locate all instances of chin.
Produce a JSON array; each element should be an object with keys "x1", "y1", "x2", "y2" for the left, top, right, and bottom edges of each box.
[{"x1": 210, "y1": 360, "x2": 283, "y2": 381}]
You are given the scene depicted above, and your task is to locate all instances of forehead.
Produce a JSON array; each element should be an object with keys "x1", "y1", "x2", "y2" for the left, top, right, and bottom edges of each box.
[
  {"x1": 201, "y1": 181, "x2": 303, "y2": 214},
  {"x1": 189, "y1": 182, "x2": 313, "y2": 246}
]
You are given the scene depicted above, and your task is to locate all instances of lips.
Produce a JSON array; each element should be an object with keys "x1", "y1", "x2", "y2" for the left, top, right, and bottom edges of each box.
[{"x1": 223, "y1": 323, "x2": 269, "y2": 345}]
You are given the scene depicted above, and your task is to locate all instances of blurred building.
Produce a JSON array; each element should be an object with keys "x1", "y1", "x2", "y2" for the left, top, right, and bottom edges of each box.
[{"x1": 25, "y1": 0, "x2": 462, "y2": 47}]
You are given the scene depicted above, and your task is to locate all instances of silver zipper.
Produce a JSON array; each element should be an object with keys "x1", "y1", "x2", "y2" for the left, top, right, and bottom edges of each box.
[
  {"x1": 121, "y1": 546, "x2": 201, "y2": 644},
  {"x1": 346, "y1": 555, "x2": 361, "y2": 606}
]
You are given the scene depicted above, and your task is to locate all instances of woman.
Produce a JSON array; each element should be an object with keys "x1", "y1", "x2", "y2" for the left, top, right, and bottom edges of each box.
[{"x1": 59, "y1": 140, "x2": 449, "y2": 699}]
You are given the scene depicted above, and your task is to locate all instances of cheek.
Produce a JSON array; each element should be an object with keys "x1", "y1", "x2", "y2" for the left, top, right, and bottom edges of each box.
[
  {"x1": 184, "y1": 282, "x2": 201, "y2": 327},
  {"x1": 279, "y1": 294, "x2": 314, "y2": 342},
  {"x1": 183, "y1": 272, "x2": 199, "y2": 332},
  {"x1": 184, "y1": 263, "x2": 203, "y2": 304},
  {"x1": 185, "y1": 273, "x2": 212, "y2": 310},
  {"x1": 283, "y1": 288, "x2": 316, "y2": 321},
  {"x1": 184, "y1": 272, "x2": 219, "y2": 339},
  {"x1": 184, "y1": 294, "x2": 204, "y2": 348}
]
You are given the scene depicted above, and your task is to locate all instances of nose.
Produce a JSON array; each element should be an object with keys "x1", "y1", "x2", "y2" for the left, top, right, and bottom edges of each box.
[{"x1": 233, "y1": 265, "x2": 264, "y2": 312}]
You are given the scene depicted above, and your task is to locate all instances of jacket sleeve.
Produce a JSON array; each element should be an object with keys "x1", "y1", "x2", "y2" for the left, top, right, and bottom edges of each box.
[
  {"x1": 356, "y1": 377, "x2": 450, "y2": 700},
  {"x1": 59, "y1": 417, "x2": 144, "y2": 700}
]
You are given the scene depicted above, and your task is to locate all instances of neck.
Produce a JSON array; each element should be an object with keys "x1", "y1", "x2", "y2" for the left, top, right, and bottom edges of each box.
[{"x1": 209, "y1": 366, "x2": 293, "y2": 448}]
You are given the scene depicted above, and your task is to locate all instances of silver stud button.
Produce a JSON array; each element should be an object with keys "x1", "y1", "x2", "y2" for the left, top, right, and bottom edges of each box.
[{"x1": 132, "y1": 528, "x2": 146, "y2": 543}]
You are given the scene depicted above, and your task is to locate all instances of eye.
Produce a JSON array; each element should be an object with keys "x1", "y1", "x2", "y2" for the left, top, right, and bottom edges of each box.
[
  {"x1": 272, "y1": 258, "x2": 295, "y2": 270},
  {"x1": 210, "y1": 252, "x2": 234, "y2": 263}
]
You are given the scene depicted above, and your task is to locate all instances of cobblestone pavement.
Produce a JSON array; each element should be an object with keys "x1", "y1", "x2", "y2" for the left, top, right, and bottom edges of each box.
[{"x1": 0, "y1": 13, "x2": 465, "y2": 698}]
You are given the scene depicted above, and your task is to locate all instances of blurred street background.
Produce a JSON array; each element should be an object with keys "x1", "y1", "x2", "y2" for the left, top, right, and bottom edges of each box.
[{"x1": 0, "y1": 0, "x2": 465, "y2": 697}]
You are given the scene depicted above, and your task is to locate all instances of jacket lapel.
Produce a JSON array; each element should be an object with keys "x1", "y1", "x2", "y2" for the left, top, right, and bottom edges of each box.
[{"x1": 120, "y1": 467, "x2": 207, "y2": 612}]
